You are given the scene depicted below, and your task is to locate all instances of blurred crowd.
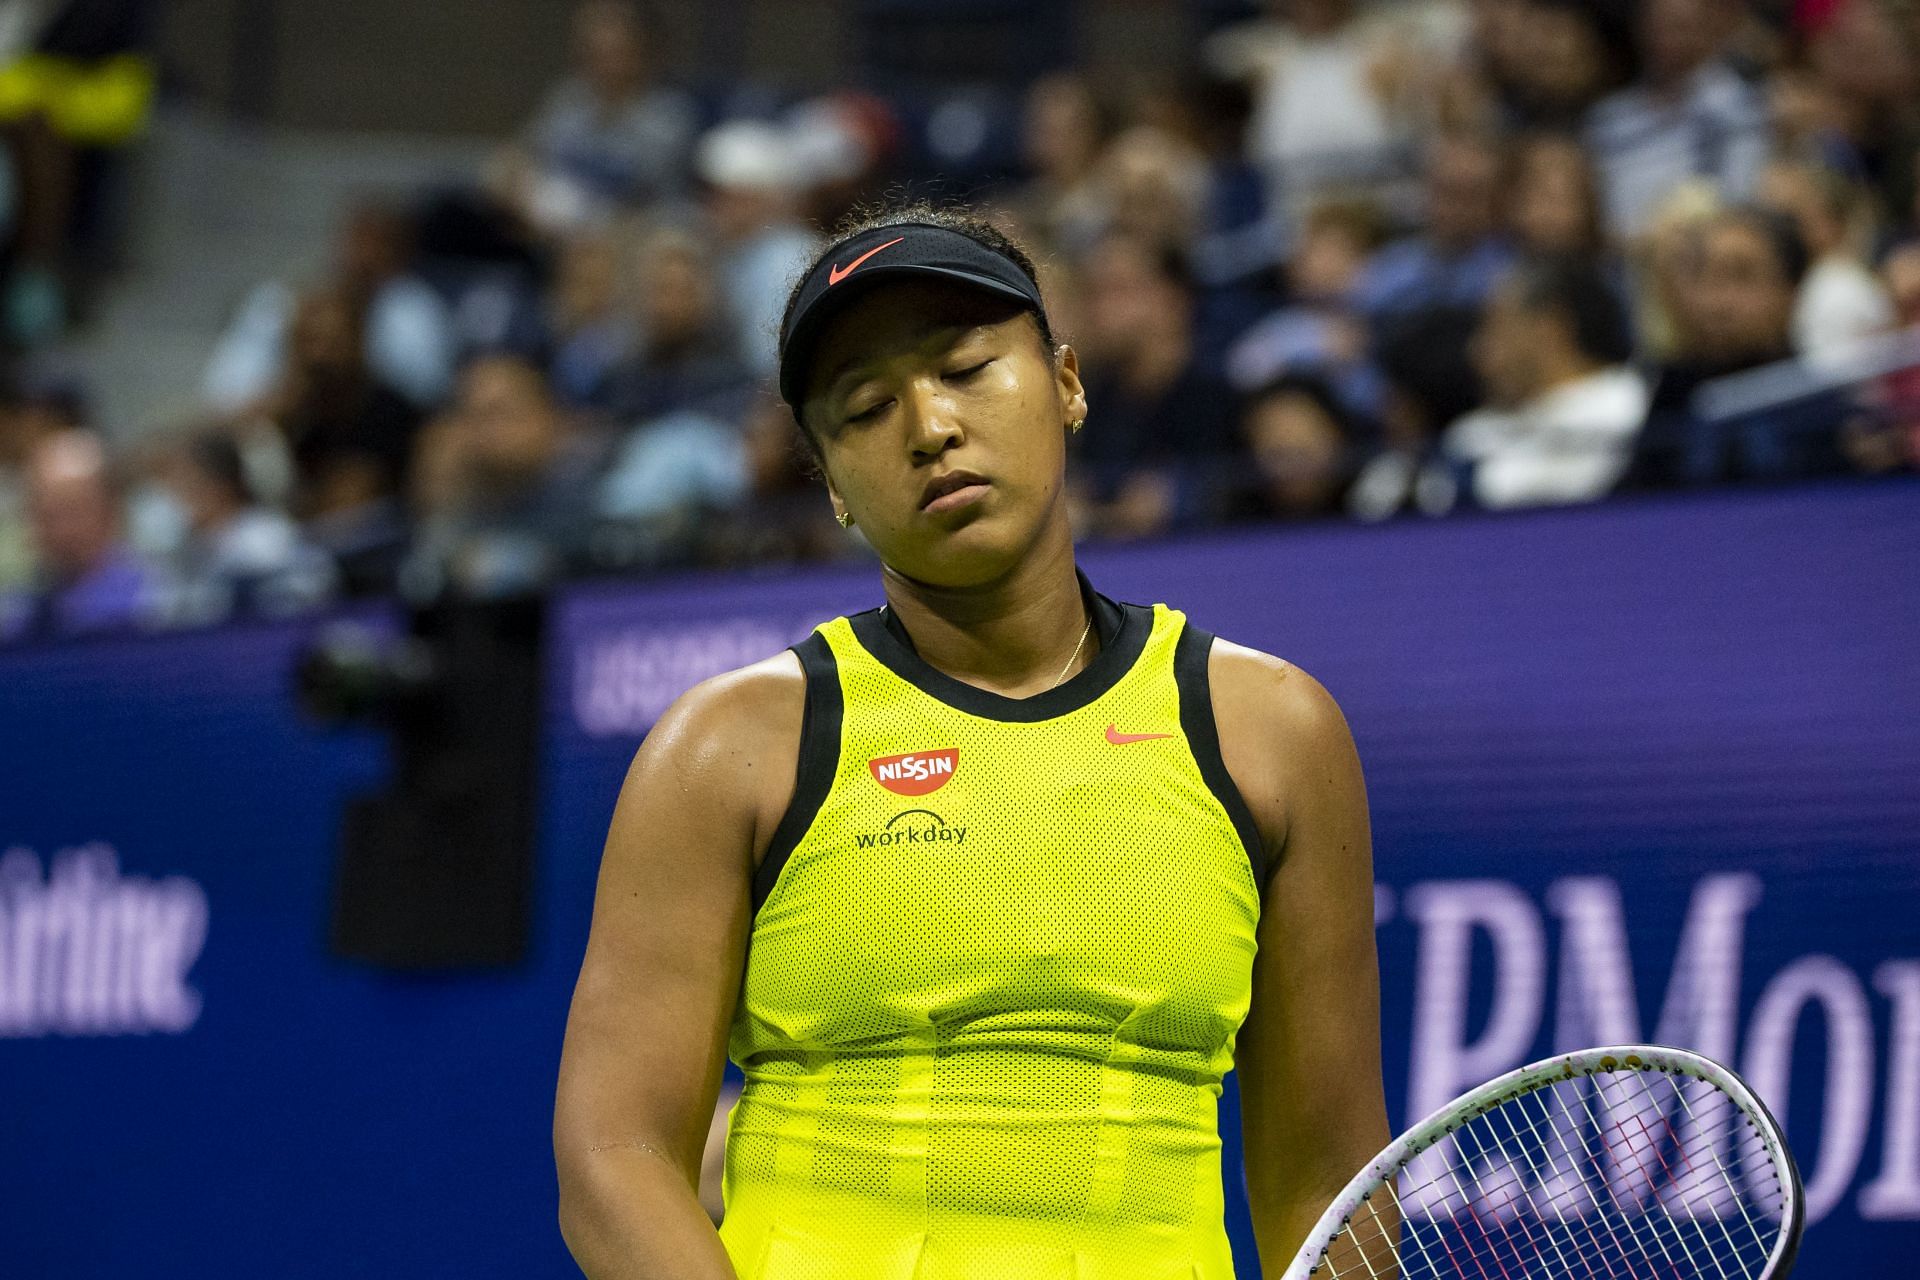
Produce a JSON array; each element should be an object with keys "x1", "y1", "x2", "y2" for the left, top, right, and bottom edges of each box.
[{"x1": 2, "y1": 0, "x2": 1918, "y2": 644}]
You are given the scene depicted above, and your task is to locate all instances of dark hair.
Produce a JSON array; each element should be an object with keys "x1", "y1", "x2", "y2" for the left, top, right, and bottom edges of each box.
[
  {"x1": 1508, "y1": 253, "x2": 1633, "y2": 365},
  {"x1": 1090, "y1": 227, "x2": 1195, "y2": 296},
  {"x1": 778, "y1": 200, "x2": 1057, "y2": 459},
  {"x1": 1715, "y1": 205, "x2": 1812, "y2": 288},
  {"x1": 1530, "y1": 0, "x2": 1639, "y2": 88},
  {"x1": 17, "y1": 373, "x2": 89, "y2": 428},
  {"x1": 1247, "y1": 372, "x2": 1361, "y2": 443},
  {"x1": 185, "y1": 432, "x2": 252, "y2": 506}
]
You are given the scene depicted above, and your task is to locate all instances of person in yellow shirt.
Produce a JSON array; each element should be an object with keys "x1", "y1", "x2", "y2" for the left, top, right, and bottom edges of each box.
[{"x1": 555, "y1": 203, "x2": 1390, "y2": 1279}]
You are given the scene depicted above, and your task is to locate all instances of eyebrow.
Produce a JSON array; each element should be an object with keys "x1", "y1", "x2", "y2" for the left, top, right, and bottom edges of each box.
[{"x1": 819, "y1": 321, "x2": 989, "y2": 400}]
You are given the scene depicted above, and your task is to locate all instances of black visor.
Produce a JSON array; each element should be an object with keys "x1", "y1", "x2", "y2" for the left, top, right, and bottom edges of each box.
[{"x1": 777, "y1": 222, "x2": 1047, "y2": 410}]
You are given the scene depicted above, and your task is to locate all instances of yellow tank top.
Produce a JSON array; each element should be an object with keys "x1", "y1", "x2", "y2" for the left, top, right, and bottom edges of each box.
[{"x1": 720, "y1": 571, "x2": 1268, "y2": 1280}]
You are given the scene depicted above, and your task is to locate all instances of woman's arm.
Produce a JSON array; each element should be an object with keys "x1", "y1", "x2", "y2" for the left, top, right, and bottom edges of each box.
[
  {"x1": 1213, "y1": 644, "x2": 1395, "y2": 1273},
  {"x1": 554, "y1": 656, "x2": 802, "y2": 1279}
]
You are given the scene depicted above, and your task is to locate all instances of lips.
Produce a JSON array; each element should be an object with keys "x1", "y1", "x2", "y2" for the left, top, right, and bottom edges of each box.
[{"x1": 919, "y1": 469, "x2": 989, "y2": 510}]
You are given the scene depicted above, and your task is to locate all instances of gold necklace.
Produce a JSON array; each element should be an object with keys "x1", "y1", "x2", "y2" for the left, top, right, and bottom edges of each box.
[
  {"x1": 1050, "y1": 612, "x2": 1094, "y2": 689},
  {"x1": 879, "y1": 605, "x2": 1094, "y2": 689}
]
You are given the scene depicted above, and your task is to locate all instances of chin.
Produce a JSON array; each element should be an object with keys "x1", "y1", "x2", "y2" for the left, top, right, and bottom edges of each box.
[{"x1": 884, "y1": 517, "x2": 1034, "y2": 588}]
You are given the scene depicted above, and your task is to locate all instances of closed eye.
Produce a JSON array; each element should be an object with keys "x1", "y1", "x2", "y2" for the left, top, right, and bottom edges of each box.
[
  {"x1": 945, "y1": 360, "x2": 992, "y2": 382},
  {"x1": 846, "y1": 398, "x2": 893, "y2": 424}
]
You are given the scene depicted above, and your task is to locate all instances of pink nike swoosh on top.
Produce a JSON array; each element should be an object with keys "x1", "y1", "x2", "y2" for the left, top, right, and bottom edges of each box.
[
  {"x1": 1105, "y1": 724, "x2": 1174, "y2": 745},
  {"x1": 828, "y1": 236, "x2": 905, "y2": 286}
]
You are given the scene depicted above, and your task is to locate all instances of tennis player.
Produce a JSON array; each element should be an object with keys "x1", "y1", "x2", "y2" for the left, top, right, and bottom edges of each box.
[{"x1": 555, "y1": 205, "x2": 1390, "y2": 1279}]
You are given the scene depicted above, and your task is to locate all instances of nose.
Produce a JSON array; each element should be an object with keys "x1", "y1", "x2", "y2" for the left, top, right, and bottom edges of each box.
[{"x1": 903, "y1": 377, "x2": 964, "y2": 458}]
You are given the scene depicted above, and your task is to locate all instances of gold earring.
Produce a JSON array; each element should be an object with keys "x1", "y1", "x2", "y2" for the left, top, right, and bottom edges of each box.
[
  {"x1": 1069, "y1": 418, "x2": 1085, "y2": 433},
  {"x1": 837, "y1": 511, "x2": 854, "y2": 528}
]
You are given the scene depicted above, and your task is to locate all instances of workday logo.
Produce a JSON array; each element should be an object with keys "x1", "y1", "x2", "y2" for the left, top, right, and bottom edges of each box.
[
  {"x1": 868, "y1": 748, "x2": 958, "y2": 796},
  {"x1": 854, "y1": 809, "x2": 969, "y2": 851}
]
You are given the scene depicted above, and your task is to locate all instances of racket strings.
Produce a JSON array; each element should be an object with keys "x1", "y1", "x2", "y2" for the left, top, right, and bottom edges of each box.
[
  {"x1": 1308, "y1": 1069, "x2": 1787, "y2": 1279},
  {"x1": 1508, "y1": 1076, "x2": 1771, "y2": 1279}
]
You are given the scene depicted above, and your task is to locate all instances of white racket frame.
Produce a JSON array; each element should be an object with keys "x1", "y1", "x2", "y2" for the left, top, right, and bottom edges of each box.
[{"x1": 1279, "y1": 1044, "x2": 1806, "y2": 1280}]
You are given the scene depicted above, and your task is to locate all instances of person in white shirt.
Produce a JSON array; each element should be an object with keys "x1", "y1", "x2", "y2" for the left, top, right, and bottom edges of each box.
[
  {"x1": 1202, "y1": 0, "x2": 1434, "y2": 217},
  {"x1": 694, "y1": 121, "x2": 821, "y2": 379},
  {"x1": 1431, "y1": 256, "x2": 1648, "y2": 510},
  {"x1": 485, "y1": 0, "x2": 697, "y2": 237},
  {"x1": 156, "y1": 432, "x2": 337, "y2": 625},
  {"x1": 1757, "y1": 159, "x2": 1896, "y2": 363},
  {"x1": 203, "y1": 204, "x2": 456, "y2": 414}
]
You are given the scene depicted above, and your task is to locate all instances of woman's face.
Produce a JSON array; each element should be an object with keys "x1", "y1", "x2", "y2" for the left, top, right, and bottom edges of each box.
[
  {"x1": 1023, "y1": 77, "x2": 1100, "y2": 180},
  {"x1": 802, "y1": 278, "x2": 1086, "y2": 588},
  {"x1": 1514, "y1": 6, "x2": 1610, "y2": 110},
  {"x1": 1513, "y1": 139, "x2": 1598, "y2": 255},
  {"x1": 1688, "y1": 220, "x2": 1795, "y2": 361},
  {"x1": 1246, "y1": 391, "x2": 1347, "y2": 515}
]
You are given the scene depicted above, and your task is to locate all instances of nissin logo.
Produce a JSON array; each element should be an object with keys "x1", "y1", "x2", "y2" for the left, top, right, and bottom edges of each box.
[{"x1": 868, "y1": 748, "x2": 958, "y2": 796}]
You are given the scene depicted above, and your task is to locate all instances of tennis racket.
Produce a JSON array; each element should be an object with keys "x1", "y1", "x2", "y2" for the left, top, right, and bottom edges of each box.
[{"x1": 1282, "y1": 1044, "x2": 1805, "y2": 1279}]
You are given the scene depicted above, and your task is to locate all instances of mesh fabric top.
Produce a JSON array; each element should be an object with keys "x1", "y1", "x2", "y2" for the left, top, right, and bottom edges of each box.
[{"x1": 719, "y1": 591, "x2": 1265, "y2": 1280}]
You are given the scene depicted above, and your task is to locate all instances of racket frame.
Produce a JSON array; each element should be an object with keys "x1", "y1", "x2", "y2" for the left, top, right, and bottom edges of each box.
[{"x1": 1278, "y1": 1044, "x2": 1806, "y2": 1280}]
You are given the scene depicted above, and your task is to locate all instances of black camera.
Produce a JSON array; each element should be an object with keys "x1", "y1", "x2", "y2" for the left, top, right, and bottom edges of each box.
[{"x1": 300, "y1": 596, "x2": 544, "y2": 970}]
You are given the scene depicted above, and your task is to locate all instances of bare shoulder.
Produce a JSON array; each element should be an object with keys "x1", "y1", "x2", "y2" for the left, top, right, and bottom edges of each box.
[
  {"x1": 645, "y1": 647, "x2": 806, "y2": 756},
  {"x1": 1208, "y1": 637, "x2": 1351, "y2": 743},
  {"x1": 1205, "y1": 637, "x2": 1360, "y2": 853},
  {"x1": 624, "y1": 648, "x2": 808, "y2": 872}
]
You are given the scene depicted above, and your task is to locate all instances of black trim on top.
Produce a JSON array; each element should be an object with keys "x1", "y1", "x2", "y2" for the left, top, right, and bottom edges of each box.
[
  {"x1": 1174, "y1": 618, "x2": 1272, "y2": 896},
  {"x1": 850, "y1": 568, "x2": 1148, "y2": 723},
  {"x1": 752, "y1": 631, "x2": 842, "y2": 915}
]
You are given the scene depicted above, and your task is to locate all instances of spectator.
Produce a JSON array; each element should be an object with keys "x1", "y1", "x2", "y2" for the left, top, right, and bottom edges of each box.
[
  {"x1": 593, "y1": 235, "x2": 753, "y2": 535},
  {"x1": 409, "y1": 355, "x2": 609, "y2": 597},
  {"x1": 1509, "y1": 132, "x2": 1610, "y2": 260},
  {"x1": 1226, "y1": 196, "x2": 1392, "y2": 426},
  {"x1": 1495, "y1": 0, "x2": 1635, "y2": 131},
  {"x1": 1439, "y1": 0, "x2": 1536, "y2": 134},
  {"x1": 1428, "y1": 255, "x2": 1648, "y2": 510},
  {"x1": 1585, "y1": 0, "x2": 1769, "y2": 238},
  {"x1": 1855, "y1": 241, "x2": 1920, "y2": 472},
  {"x1": 1357, "y1": 131, "x2": 1517, "y2": 431},
  {"x1": 695, "y1": 120, "x2": 819, "y2": 377},
  {"x1": 784, "y1": 92, "x2": 902, "y2": 232},
  {"x1": 1798, "y1": 0, "x2": 1920, "y2": 222},
  {"x1": 154, "y1": 433, "x2": 337, "y2": 625},
  {"x1": 1626, "y1": 206, "x2": 1856, "y2": 487},
  {"x1": 204, "y1": 201, "x2": 457, "y2": 413},
  {"x1": 1203, "y1": 0, "x2": 1425, "y2": 218},
  {"x1": 485, "y1": 0, "x2": 697, "y2": 237},
  {"x1": 546, "y1": 228, "x2": 638, "y2": 408},
  {"x1": 0, "y1": 0, "x2": 159, "y2": 341},
  {"x1": 249, "y1": 288, "x2": 420, "y2": 593},
  {"x1": 0, "y1": 429, "x2": 158, "y2": 641},
  {"x1": 1007, "y1": 73, "x2": 1114, "y2": 258},
  {"x1": 1148, "y1": 70, "x2": 1275, "y2": 288},
  {"x1": 1090, "y1": 125, "x2": 1214, "y2": 256},
  {"x1": 0, "y1": 374, "x2": 82, "y2": 592},
  {"x1": 596, "y1": 226, "x2": 751, "y2": 427},
  {"x1": 1758, "y1": 159, "x2": 1896, "y2": 361},
  {"x1": 264, "y1": 289, "x2": 421, "y2": 519},
  {"x1": 692, "y1": 393, "x2": 850, "y2": 569},
  {"x1": 1357, "y1": 131, "x2": 1514, "y2": 318},
  {"x1": 1070, "y1": 233, "x2": 1241, "y2": 540},
  {"x1": 1628, "y1": 180, "x2": 1727, "y2": 361},
  {"x1": 1220, "y1": 373, "x2": 1365, "y2": 523}
]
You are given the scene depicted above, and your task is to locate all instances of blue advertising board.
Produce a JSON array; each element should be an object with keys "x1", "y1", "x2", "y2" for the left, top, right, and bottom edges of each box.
[{"x1": 4, "y1": 478, "x2": 1918, "y2": 1276}]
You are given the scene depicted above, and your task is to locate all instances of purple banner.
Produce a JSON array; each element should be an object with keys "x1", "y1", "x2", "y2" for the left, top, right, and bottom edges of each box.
[{"x1": 6, "y1": 480, "x2": 1913, "y2": 1277}]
